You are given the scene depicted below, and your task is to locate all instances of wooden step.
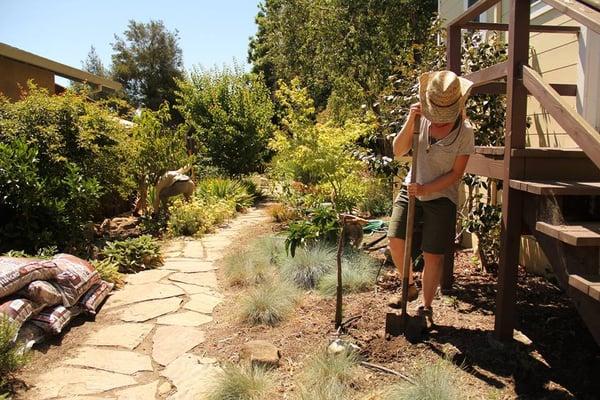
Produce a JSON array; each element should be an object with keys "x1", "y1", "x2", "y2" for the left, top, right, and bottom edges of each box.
[
  {"x1": 510, "y1": 180, "x2": 600, "y2": 195},
  {"x1": 536, "y1": 221, "x2": 600, "y2": 246},
  {"x1": 569, "y1": 274, "x2": 600, "y2": 301}
]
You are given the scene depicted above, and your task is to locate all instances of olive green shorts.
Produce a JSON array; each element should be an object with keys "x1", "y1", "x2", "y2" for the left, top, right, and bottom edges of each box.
[{"x1": 387, "y1": 189, "x2": 457, "y2": 255}]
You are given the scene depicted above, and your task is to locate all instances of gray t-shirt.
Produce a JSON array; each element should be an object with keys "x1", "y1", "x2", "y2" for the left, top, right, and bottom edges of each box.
[{"x1": 403, "y1": 117, "x2": 474, "y2": 204}]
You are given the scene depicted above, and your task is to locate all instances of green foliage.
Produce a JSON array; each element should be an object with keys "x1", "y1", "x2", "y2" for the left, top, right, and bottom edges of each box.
[
  {"x1": 100, "y1": 235, "x2": 163, "y2": 273},
  {"x1": 384, "y1": 360, "x2": 461, "y2": 400},
  {"x1": 0, "y1": 85, "x2": 136, "y2": 253},
  {"x1": 223, "y1": 250, "x2": 275, "y2": 287},
  {"x1": 196, "y1": 178, "x2": 255, "y2": 211},
  {"x1": 358, "y1": 177, "x2": 393, "y2": 217},
  {"x1": 266, "y1": 203, "x2": 297, "y2": 223},
  {"x1": 208, "y1": 364, "x2": 273, "y2": 400},
  {"x1": 295, "y1": 350, "x2": 358, "y2": 400},
  {"x1": 284, "y1": 206, "x2": 339, "y2": 257},
  {"x1": 317, "y1": 251, "x2": 378, "y2": 296},
  {"x1": 463, "y1": 193, "x2": 502, "y2": 271},
  {"x1": 90, "y1": 259, "x2": 125, "y2": 287},
  {"x1": 176, "y1": 64, "x2": 275, "y2": 174},
  {"x1": 280, "y1": 244, "x2": 335, "y2": 289},
  {"x1": 111, "y1": 19, "x2": 184, "y2": 112},
  {"x1": 251, "y1": 236, "x2": 286, "y2": 267},
  {"x1": 2, "y1": 246, "x2": 57, "y2": 259},
  {"x1": 239, "y1": 280, "x2": 299, "y2": 326},
  {"x1": 167, "y1": 197, "x2": 236, "y2": 237},
  {"x1": 0, "y1": 317, "x2": 29, "y2": 392}
]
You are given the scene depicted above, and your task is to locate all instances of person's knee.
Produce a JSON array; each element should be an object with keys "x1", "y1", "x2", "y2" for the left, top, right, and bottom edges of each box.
[{"x1": 423, "y1": 252, "x2": 444, "y2": 267}]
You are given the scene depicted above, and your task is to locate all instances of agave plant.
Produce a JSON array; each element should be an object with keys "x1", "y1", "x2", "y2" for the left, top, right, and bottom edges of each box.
[{"x1": 196, "y1": 178, "x2": 255, "y2": 211}]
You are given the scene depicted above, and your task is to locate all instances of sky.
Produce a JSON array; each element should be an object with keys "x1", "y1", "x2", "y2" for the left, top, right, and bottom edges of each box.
[{"x1": 0, "y1": 0, "x2": 261, "y2": 83}]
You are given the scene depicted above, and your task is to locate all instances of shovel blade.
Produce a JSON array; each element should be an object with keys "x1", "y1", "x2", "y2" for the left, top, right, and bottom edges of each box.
[
  {"x1": 385, "y1": 311, "x2": 425, "y2": 341},
  {"x1": 385, "y1": 312, "x2": 406, "y2": 337}
]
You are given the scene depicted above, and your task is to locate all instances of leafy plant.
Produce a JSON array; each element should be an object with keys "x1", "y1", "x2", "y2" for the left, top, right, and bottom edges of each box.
[
  {"x1": 462, "y1": 198, "x2": 502, "y2": 271},
  {"x1": 317, "y1": 251, "x2": 378, "y2": 296},
  {"x1": 284, "y1": 206, "x2": 340, "y2": 257},
  {"x1": 100, "y1": 235, "x2": 163, "y2": 273},
  {"x1": 295, "y1": 350, "x2": 358, "y2": 400},
  {"x1": 196, "y1": 178, "x2": 255, "y2": 211},
  {"x1": 167, "y1": 197, "x2": 236, "y2": 237},
  {"x1": 280, "y1": 244, "x2": 335, "y2": 289},
  {"x1": 384, "y1": 360, "x2": 461, "y2": 400},
  {"x1": 239, "y1": 280, "x2": 299, "y2": 326},
  {"x1": 90, "y1": 259, "x2": 125, "y2": 287},
  {"x1": 208, "y1": 364, "x2": 273, "y2": 400},
  {"x1": 0, "y1": 317, "x2": 29, "y2": 393},
  {"x1": 266, "y1": 203, "x2": 297, "y2": 223}
]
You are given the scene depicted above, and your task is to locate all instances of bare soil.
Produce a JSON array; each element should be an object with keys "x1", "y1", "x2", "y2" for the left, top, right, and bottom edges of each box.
[{"x1": 203, "y1": 226, "x2": 600, "y2": 399}]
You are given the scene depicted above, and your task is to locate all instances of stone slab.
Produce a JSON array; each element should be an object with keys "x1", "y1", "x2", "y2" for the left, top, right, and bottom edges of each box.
[
  {"x1": 85, "y1": 323, "x2": 153, "y2": 349},
  {"x1": 116, "y1": 380, "x2": 159, "y2": 400},
  {"x1": 105, "y1": 282, "x2": 184, "y2": 309},
  {"x1": 183, "y1": 293, "x2": 222, "y2": 314},
  {"x1": 162, "y1": 259, "x2": 217, "y2": 273},
  {"x1": 161, "y1": 354, "x2": 221, "y2": 400},
  {"x1": 118, "y1": 297, "x2": 182, "y2": 322},
  {"x1": 29, "y1": 367, "x2": 136, "y2": 399},
  {"x1": 156, "y1": 311, "x2": 213, "y2": 327},
  {"x1": 240, "y1": 340, "x2": 281, "y2": 368},
  {"x1": 172, "y1": 282, "x2": 221, "y2": 296},
  {"x1": 64, "y1": 347, "x2": 153, "y2": 375},
  {"x1": 169, "y1": 272, "x2": 218, "y2": 288},
  {"x1": 152, "y1": 325, "x2": 205, "y2": 366},
  {"x1": 126, "y1": 269, "x2": 172, "y2": 285}
]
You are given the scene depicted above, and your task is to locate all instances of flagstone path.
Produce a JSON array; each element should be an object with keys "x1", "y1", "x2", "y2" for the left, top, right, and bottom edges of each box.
[{"x1": 23, "y1": 206, "x2": 270, "y2": 400}]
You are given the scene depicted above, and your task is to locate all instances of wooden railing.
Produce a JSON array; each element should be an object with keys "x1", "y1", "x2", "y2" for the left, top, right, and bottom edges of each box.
[{"x1": 445, "y1": 0, "x2": 600, "y2": 342}]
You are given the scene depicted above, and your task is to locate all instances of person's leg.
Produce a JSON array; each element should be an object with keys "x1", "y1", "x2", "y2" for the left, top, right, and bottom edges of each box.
[
  {"x1": 388, "y1": 237, "x2": 413, "y2": 285},
  {"x1": 421, "y1": 252, "x2": 444, "y2": 308}
]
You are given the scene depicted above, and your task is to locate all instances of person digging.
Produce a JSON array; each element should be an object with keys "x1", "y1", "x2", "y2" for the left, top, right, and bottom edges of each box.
[{"x1": 387, "y1": 70, "x2": 474, "y2": 328}]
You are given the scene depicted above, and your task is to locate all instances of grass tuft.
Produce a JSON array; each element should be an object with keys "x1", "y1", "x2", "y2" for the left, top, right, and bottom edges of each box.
[
  {"x1": 208, "y1": 363, "x2": 272, "y2": 400},
  {"x1": 384, "y1": 360, "x2": 461, "y2": 400},
  {"x1": 280, "y1": 244, "x2": 335, "y2": 289},
  {"x1": 239, "y1": 280, "x2": 299, "y2": 326},
  {"x1": 0, "y1": 316, "x2": 29, "y2": 393},
  {"x1": 317, "y1": 251, "x2": 378, "y2": 296},
  {"x1": 295, "y1": 350, "x2": 358, "y2": 400},
  {"x1": 251, "y1": 236, "x2": 286, "y2": 267}
]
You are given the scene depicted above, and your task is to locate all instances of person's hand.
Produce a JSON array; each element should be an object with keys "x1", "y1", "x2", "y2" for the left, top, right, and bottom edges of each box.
[
  {"x1": 407, "y1": 183, "x2": 427, "y2": 197},
  {"x1": 408, "y1": 102, "x2": 421, "y2": 120}
]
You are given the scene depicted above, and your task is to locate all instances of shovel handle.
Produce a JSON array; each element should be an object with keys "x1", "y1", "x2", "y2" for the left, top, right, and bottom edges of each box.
[{"x1": 400, "y1": 115, "x2": 420, "y2": 315}]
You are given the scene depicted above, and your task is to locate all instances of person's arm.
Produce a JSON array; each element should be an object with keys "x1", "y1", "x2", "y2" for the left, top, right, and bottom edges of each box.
[
  {"x1": 407, "y1": 154, "x2": 470, "y2": 196},
  {"x1": 393, "y1": 103, "x2": 421, "y2": 157}
]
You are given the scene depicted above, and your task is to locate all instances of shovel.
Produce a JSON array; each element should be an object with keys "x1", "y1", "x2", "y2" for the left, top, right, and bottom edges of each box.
[{"x1": 385, "y1": 115, "x2": 425, "y2": 341}]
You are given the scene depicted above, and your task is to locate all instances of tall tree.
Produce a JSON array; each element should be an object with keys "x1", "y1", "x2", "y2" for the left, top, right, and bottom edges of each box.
[
  {"x1": 82, "y1": 45, "x2": 108, "y2": 77},
  {"x1": 111, "y1": 20, "x2": 184, "y2": 112}
]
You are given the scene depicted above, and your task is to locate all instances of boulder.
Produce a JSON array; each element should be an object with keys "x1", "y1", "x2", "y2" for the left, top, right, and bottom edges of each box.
[{"x1": 240, "y1": 340, "x2": 281, "y2": 368}]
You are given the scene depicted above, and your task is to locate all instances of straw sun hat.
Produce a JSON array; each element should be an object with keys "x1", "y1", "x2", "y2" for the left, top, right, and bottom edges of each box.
[{"x1": 419, "y1": 70, "x2": 473, "y2": 124}]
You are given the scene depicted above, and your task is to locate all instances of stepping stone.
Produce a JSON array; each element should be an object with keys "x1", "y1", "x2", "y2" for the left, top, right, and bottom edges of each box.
[
  {"x1": 126, "y1": 269, "x2": 172, "y2": 285},
  {"x1": 162, "y1": 259, "x2": 217, "y2": 273},
  {"x1": 105, "y1": 282, "x2": 184, "y2": 309},
  {"x1": 115, "y1": 380, "x2": 159, "y2": 400},
  {"x1": 85, "y1": 323, "x2": 153, "y2": 349},
  {"x1": 183, "y1": 242, "x2": 222, "y2": 260},
  {"x1": 161, "y1": 354, "x2": 221, "y2": 400},
  {"x1": 64, "y1": 347, "x2": 153, "y2": 375},
  {"x1": 152, "y1": 326, "x2": 205, "y2": 366},
  {"x1": 184, "y1": 293, "x2": 222, "y2": 314},
  {"x1": 119, "y1": 297, "x2": 182, "y2": 322},
  {"x1": 172, "y1": 282, "x2": 221, "y2": 296},
  {"x1": 162, "y1": 241, "x2": 185, "y2": 254},
  {"x1": 29, "y1": 366, "x2": 136, "y2": 399},
  {"x1": 169, "y1": 271, "x2": 218, "y2": 288},
  {"x1": 157, "y1": 311, "x2": 213, "y2": 327}
]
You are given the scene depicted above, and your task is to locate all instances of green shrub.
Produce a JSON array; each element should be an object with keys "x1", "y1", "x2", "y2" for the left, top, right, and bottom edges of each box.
[
  {"x1": 208, "y1": 364, "x2": 272, "y2": 400},
  {"x1": 196, "y1": 178, "x2": 255, "y2": 211},
  {"x1": 358, "y1": 177, "x2": 393, "y2": 217},
  {"x1": 317, "y1": 251, "x2": 378, "y2": 296},
  {"x1": 2, "y1": 246, "x2": 57, "y2": 259},
  {"x1": 239, "y1": 280, "x2": 299, "y2": 326},
  {"x1": 267, "y1": 203, "x2": 297, "y2": 223},
  {"x1": 295, "y1": 350, "x2": 358, "y2": 400},
  {"x1": 384, "y1": 360, "x2": 461, "y2": 400},
  {"x1": 167, "y1": 198, "x2": 236, "y2": 237},
  {"x1": 280, "y1": 244, "x2": 335, "y2": 289},
  {"x1": 100, "y1": 235, "x2": 163, "y2": 273},
  {"x1": 90, "y1": 259, "x2": 124, "y2": 287},
  {"x1": 0, "y1": 317, "x2": 29, "y2": 392},
  {"x1": 284, "y1": 206, "x2": 339, "y2": 257}
]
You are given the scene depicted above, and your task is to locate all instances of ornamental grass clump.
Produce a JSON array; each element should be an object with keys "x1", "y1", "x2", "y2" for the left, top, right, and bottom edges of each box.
[
  {"x1": 223, "y1": 250, "x2": 275, "y2": 287},
  {"x1": 0, "y1": 317, "x2": 29, "y2": 393},
  {"x1": 384, "y1": 360, "x2": 461, "y2": 400},
  {"x1": 208, "y1": 363, "x2": 273, "y2": 400},
  {"x1": 239, "y1": 280, "x2": 299, "y2": 326},
  {"x1": 317, "y1": 251, "x2": 378, "y2": 296},
  {"x1": 295, "y1": 350, "x2": 359, "y2": 400},
  {"x1": 251, "y1": 236, "x2": 286, "y2": 267},
  {"x1": 100, "y1": 235, "x2": 163, "y2": 273},
  {"x1": 280, "y1": 244, "x2": 335, "y2": 289}
]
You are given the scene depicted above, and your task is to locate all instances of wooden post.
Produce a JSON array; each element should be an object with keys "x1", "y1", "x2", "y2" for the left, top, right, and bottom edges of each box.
[{"x1": 494, "y1": 0, "x2": 530, "y2": 342}]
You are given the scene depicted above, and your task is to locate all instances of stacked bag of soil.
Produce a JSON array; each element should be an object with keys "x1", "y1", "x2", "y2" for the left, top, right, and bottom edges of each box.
[{"x1": 0, "y1": 254, "x2": 113, "y2": 346}]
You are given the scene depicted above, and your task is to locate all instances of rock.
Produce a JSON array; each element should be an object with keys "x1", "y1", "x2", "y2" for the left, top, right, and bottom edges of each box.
[
  {"x1": 169, "y1": 271, "x2": 218, "y2": 288},
  {"x1": 160, "y1": 353, "x2": 221, "y2": 400},
  {"x1": 172, "y1": 282, "x2": 222, "y2": 296},
  {"x1": 126, "y1": 269, "x2": 172, "y2": 285},
  {"x1": 240, "y1": 340, "x2": 281, "y2": 368},
  {"x1": 29, "y1": 366, "x2": 136, "y2": 399},
  {"x1": 327, "y1": 339, "x2": 360, "y2": 355},
  {"x1": 157, "y1": 311, "x2": 213, "y2": 327},
  {"x1": 64, "y1": 347, "x2": 153, "y2": 375},
  {"x1": 85, "y1": 323, "x2": 153, "y2": 349},
  {"x1": 158, "y1": 381, "x2": 173, "y2": 396},
  {"x1": 162, "y1": 259, "x2": 217, "y2": 273},
  {"x1": 183, "y1": 293, "x2": 222, "y2": 314},
  {"x1": 97, "y1": 216, "x2": 141, "y2": 238},
  {"x1": 105, "y1": 282, "x2": 184, "y2": 309},
  {"x1": 116, "y1": 381, "x2": 159, "y2": 400},
  {"x1": 513, "y1": 329, "x2": 533, "y2": 346},
  {"x1": 118, "y1": 297, "x2": 182, "y2": 322},
  {"x1": 152, "y1": 325, "x2": 206, "y2": 366}
]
